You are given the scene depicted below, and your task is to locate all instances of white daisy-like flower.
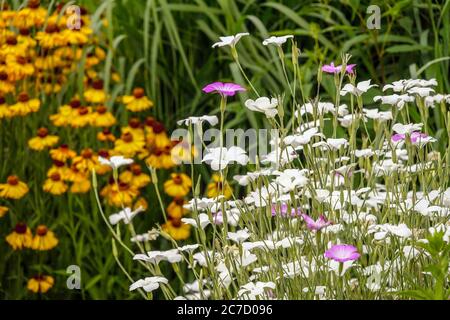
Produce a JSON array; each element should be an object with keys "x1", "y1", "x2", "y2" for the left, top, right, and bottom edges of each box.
[
  {"x1": 262, "y1": 35, "x2": 293, "y2": 46},
  {"x1": 212, "y1": 32, "x2": 249, "y2": 48},
  {"x1": 202, "y1": 146, "x2": 249, "y2": 171},
  {"x1": 129, "y1": 276, "x2": 168, "y2": 292},
  {"x1": 177, "y1": 115, "x2": 218, "y2": 126},
  {"x1": 109, "y1": 207, "x2": 144, "y2": 225},
  {"x1": 245, "y1": 97, "x2": 279, "y2": 118},
  {"x1": 99, "y1": 155, "x2": 133, "y2": 170},
  {"x1": 340, "y1": 80, "x2": 377, "y2": 97}
]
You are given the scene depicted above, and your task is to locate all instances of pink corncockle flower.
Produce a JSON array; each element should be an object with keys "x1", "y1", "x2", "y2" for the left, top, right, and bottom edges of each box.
[
  {"x1": 271, "y1": 203, "x2": 302, "y2": 217},
  {"x1": 202, "y1": 82, "x2": 246, "y2": 97},
  {"x1": 325, "y1": 244, "x2": 360, "y2": 263},
  {"x1": 391, "y1": 131, "x2": 433, "y2": 145},
  {"x1": 322, "y1": 62, "x2": 356, "y2": 74},
  {"x1": 301, "y1": 213, "x2": 332, "y2": 231}
]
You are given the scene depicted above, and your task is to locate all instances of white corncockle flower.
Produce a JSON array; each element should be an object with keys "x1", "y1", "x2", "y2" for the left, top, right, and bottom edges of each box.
[
  {"x1": 212, "y1": 32, "x2": 249, "y2": 48},
  {"x1": 178, "y1": 244, "x2": 200, "y2": 252},
  {"x1": 402, "y1": 246, "x2": 424, "y2": 259},
  {"x1": 407, "y1": 87, "x2": 434, "y2": 97},
  {"x1": 340, "y1": 80, "x2": 377, "y2": 96},
  {"x1": 373, "y1": 159, "x2": 404, "y2": 176},
  {"x1": 261, "y1": 146, "x2": 299, "y2": 166},
  {"x1": 193, "y1": 251, "x2": 215, "y2": 267},
  {"x1": 245, "y1": 97, "x2": 279, "y2": 118},
  {"x1": 238, "y1": 281, "x2": 276, "y2": 298},
  {"x1": 392, "y1": 123, "x2": 423, "y2": 134},
  {"x1": 262, "y1": 35, "x2": 293, "y2": 46},
  {"x1": 276, "y1": 237, "x2": 304, "y2": 248},
  {"x1": 314, "y1": 138, "x2": 349, "y2": 150},
  {"x1": 295, "y1": 101, "x2": 335, "y2": 117},
  {"x1": 274, "y1": 169, "x2": 309, "y2": 192},
  {"x1": 212, "y1": 208, "x2": 241, "y2": 226},
  {"x1": 181, "y1": 213, "x2": 210, "y2": 229},
  {"x1": 227, "y1": 228, "x2": 250, "y2": 243},
  {"x1": 373, "y1": 94, "x2": 414, "y2": 109},
  {"x1": 183, "y1": 279, "x2": 209, "y2": 294},
  {"x1": 133, "y1": 249, "x2": 182, "y2": 264},
  {"x1": 353, "y1": 148, "x2": 375, "y2": 158},
  {"x1": 202, "y1": 146, "x2": 249, "y2": 171},
  {"x1": 244, "y1": 183, "x2": 279, "y2": 208},
  {"x1": 233, "y1": 168, "x2": 273, "y2": 186},
  {"x1": 368, "y1": 223, "x2": 412, "y2": 240},
  {"x1": 177, "y1": 115, "x2": 218, "y2": 126},
  {"x1": 383, "y1": 78, "x2": 438, "y2": 92},
  {"x1": 363, "y1": 108, "x2": 393, "y2": 121},
  {"x1": 183, "y1": 197, "x2": 221, "y2": 211},
  {"x1": 109, "y1": 207, "x2": 144, "y2": 225},
  {"x1": 338, "y1": 114, "x2": 357, "y2": 128},
  {"x1": 131, "y1": 233, "x2": 151, "y2": 242},
  {"x1": 284, "y1": 127, "x2": 323, "y2": 147},
  {"x1": 129, "y1": 276, "x2": 168, "y2": 292},
  {"x1": 424, "y1": 94, "x2": 450, "y2": 108},
  {"x1": 99, "y1": 155, "x2": 133, "y2": 170}
]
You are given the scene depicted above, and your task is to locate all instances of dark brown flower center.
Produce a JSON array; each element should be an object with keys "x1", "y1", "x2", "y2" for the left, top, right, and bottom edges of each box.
[
  {"x1": 81, "y1": 149, "x2": 93, "y2": 158},
  {"x1": 19, "y1": 28, "x2": 30, "y2": 36},
  {"x1": 131, "y1": 164, "x2": 142, "y2": 175},
  {"x1": 7, "y1": 175, "x2": 19, "y2": 185},
  {"x1": 145, "y1": 117, "x2": 155, "y2": 127},
  {"x1": 118, "y1": 182, "x2": 129, "y2": 191},
  {"x1": 50, "y1": 173, "x2": 61, "y2": 181},
  {"x1": 128, "y1": 118, "x2": 140, "y2": 128},
  {"x1": 28, "y1": 0, "x2": 40, "y2": 9},
  {"x1": 53, "y1": 160, "x2": 65, "y2": 167},
  {"x1": 45, "y1": 24, "x2": 59, "y2": 33},
  {"x1": 152, "y1": 122, "x2": 165, "y2": 134},
  {"x1": 70, "y1": 99, "x2": 81, "y2": 109},
  {"x1": 174, "y1": 198, "x2": 184, "y2": 206},
  {"x1": 6, "y1": 36, "x2": 17, "y2": 45},
  {"x1": 96, "y1": 106, "x2": 107, "y2": 114},
  {"x1": 133, "y1": 87, "x2": 145, "y2": 99},
  {"x1": 37, "y1": 127, "x2": 48, "y2": 138},
  {"x1": 122, "y1": 132, "x2": 133, "y2": 143},
  {"x1": 18, "y1": 93, "x2": 30, "y2": 103},
  {"x1": 0, "y1": 96, "x2": 5, "y2": 104},
  {"x1": 92, "y1": 80, "x2": 104, "y2": 90},
  {"x1": 36, "y1": 225, "x2": 48, "y2": 236},
  {"x1": 0, "y1": 72, "x2": 8, "y2": 81},
  {"x1": 171, "y1": 218, "x2": 182, "y2": 228},
  {"x1": 173, "y1": 175, "x2": 183, "y2": 185},
  {"x1": 14, "y1": 222, "x2": 27, "y2": 234},
  {"x1": 98, "y1": 149, "x2": 109, "y2": 158},
  {"x1": 78, "y1": 107, "x2": 89, "y2": 115}
]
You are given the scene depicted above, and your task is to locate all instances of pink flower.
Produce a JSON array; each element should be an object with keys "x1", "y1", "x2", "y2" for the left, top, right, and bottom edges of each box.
[
  {"x1": 322, "y1": 62, "x2": 356, "y2": 74},
  {"x1": 324, "y1": 244, "x2": 360, "y2": 263},
  {"x1": 271, "y1": 203, "x2": 302, "y2": 217},
  {"x1": 301, "y1": 213, "x2": 332, "y2": 231},
  {"x1": 392, "y1": 131, "x2": 430, "y2": 144},
  {"x1": 202, "y1": 82, "x2": 246, "y2": 97}
]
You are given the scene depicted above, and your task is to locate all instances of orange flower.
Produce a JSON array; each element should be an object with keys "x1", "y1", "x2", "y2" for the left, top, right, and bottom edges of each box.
[
  {"x1": 28, "y1": 128, "x2": 59, "y2": 151},
  {"x1": 163, "y1": 173, "x2": 192, "y2": 198},
  {"x1": 0, "y1": 175, "x2": 29, "y2": 199},
  {"x1": 122, "y1": 87, "x2": 154, "y2": 112}
]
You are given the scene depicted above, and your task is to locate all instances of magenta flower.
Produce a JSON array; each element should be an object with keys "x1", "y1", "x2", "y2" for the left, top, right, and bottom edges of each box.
[
  {"x1": 322, "y1": 62, "x2": 356, "y2": 74},
  {"x1": 202, "y1": 82, "x2": 246, "y2": 97},
  {"x1": 391, "y1": 131, "x2": 429, "y2": 144},
  {"x1": 301, "y1": 213, "x2": 332, "y2": 231},
  {"x1": 271, "y1": 203, "x2": 302, "y2": 217},
  {"x1": 324, "y1": 244, "x2": 360, "y2": 263}
]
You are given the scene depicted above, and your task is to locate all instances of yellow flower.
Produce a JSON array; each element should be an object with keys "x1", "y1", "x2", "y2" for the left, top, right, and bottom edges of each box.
[
  {"x1": 28, "y1": 128, "x2": 59, "y2": 151},
  {"x1": 47, "y1": 160, "x2": 71, "y2": 180},
  {"x1": 5, "y1": 54, "x2": 34, "y2": 81},
  {"x1": 71, "y1": 106, "x2": 94, "y2": 128},
  {"x1": 122, "y1": 118, "x2": 145, "y2": 140},
  {"x1": 206, "y1": 174, "x2": 233, "y2": 199},
  {"x1": 0, "y1": 206, "x2": 8, "y2": 218},
  {"x1": 70, "y1": 178, "x2": 91, "y2": 194},
  {"x1": 146, "y1": 121, "x2": 171, "y2": 148},
  {"x1": 84, "y1": 80, "x2": 107, "y2": 104},
  {"x1": 163, "y1": 173, "x2": 192, "y2": 198},
  {"x1": 162, "y1": 219, "x2": 191, "y2": 241},
  {"x1": 114, "y1": 132, "x2": 145, "y2": 157},
  {"x1": 0, "y1": 175, "x2": 29, "y2": 199},
  {"x1": 145, "y1": 143, "x2": 176, "y2": 169},
  {"x1": 43, "y1": 172, "x2": 68, "y2": 195},
  {"x1": 50, "y1": 144, "x2": 77, "y2": 162},
  {"x1": 0, "y1": 72, "x2": 15, "y2": 95},
  {"x1": 31, "y1": 225, "x2": 59, "y2": 250},
  {"x1": 27, "y1": 275, "x2": 54, "y2": 294},
  {"x1": 6, "y1": 222, "x2": 32, "y2": 250},
  {"x1": 119, "y1": 164, "x2": 151, "y2": 189},
  {"x1": 35, "y1": 23, "x2": 65, "y2": 48},
  {"x1": 171, "y1": 141, "x2": 198, "y2": 164},
  {"x1": 10, "y1": 93, "x2": 40, "y2": 117},
  {"x1": 49, "y1": 99, "x2": 80, "y2": 127},
  {"x1": 92, "y1": 105, "x2": 116, "y2": 127},
  {"x1": 62, "y1": 26, "x2": 92, "y2": 46},
  {"x1": 167, "y1": 198, "x2": 189, "y2": 219},
  {"x1": 134, "y1": 197, "x2": 148, "y2": 211},
  {"x1": 0, "y1": 96, "x2": 12, "y2": 119},
  {"x1": 72, "y1": 148, "x2": 99, "y2": 172},
  {"x1": 97, "y1": 128, "x2": 116, "y2": 142},
  {"x1": 101, "y1": 181, "x2": 139, "y2": 207},
  {"x1": 122, "y1": 88, "x2": 154, "y2": 112},
  {"x1": 13, "y1": 0, "x2": 47, "y2": 29},
  {"x1": 96, "y1": 149, "x2": 113, "y2": 175}
]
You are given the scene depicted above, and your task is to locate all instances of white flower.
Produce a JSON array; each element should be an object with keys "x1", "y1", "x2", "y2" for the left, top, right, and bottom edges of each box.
[
  {"x1": 227, "y1": 228, "x2": 250, "y2": 243},
  {"x1": 133, "y1": 249, "x2": 182, "y2": 264},
  {"x1": 274, "y1": 169, "x2": 309, "y2": 192},
  {"x1": 295, "y1": 102, "x2": 338, "y2": 117},
  {"x1": 181, "y1": 213, "x2": 210, "y2": 229},
  {"x1": 109, "y1": 207, "x2": 144, "y2": 225},
  {"x1": 363, "y1": 108, "x2": 393, "y2": 121},
  {"x1": 368, "y1": 223, "x2": 412, "y2": 240},
  {"x1": 98, "y1": 155, "x2": 133, "y2": 170},
  {"x1": 284, "y1": 127, "x2": 323, "y2": 147},
  {"x1": 340, "y1": 80, "x2": 377, "y2": 96},
  {"x1": 392, "y1": 123, "x2": 423, "y2": 134},
  {"x1": 233, "y1": 169, "x2": 273, "y2": 186},
  {"x1": 183, "y1": 197, "x2": 220, "y2": 211},
  {"x1": 261, "y1": 146, "x2": 299, "y2": 166},
  {"x1": 212, "y1": 32, "x2": 249, "y2": 48},
  {"x1": 129, "y1": 276, "x2": 168, "y2": 292},
  {"x1": 177, "y1": 115, "x2": 218, "y2": 126},
  {"x1": 373, "y1": 94, "x2": 414, "y2": 109},
  {"x1": 353, "y1": 148, "x2": 375, "y2": 158},
  {"x1": 262, "y1": 35, "x2": 293, "y2": 46},
  {"x1": 407, "y1": 87, "x2": 434, "y2": 97},
  {"x1": 245, "y1": 97, "x2": 279, "y2": 118},
  {"x1": 383, "y1": 78, "x2": 438, "y2": 92},
  {"x1": 238, "y1": 281, "x2": 276, "y2": 298},
  {"x1": 313, "y1": 138, "x2": 349, "y2": 150},
  {"x1": 202, "y1": 146, "x2": 249, "y2": 171},
  {"x1": 178, "y1": 244, "x2": 200, "y2": 252}
]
